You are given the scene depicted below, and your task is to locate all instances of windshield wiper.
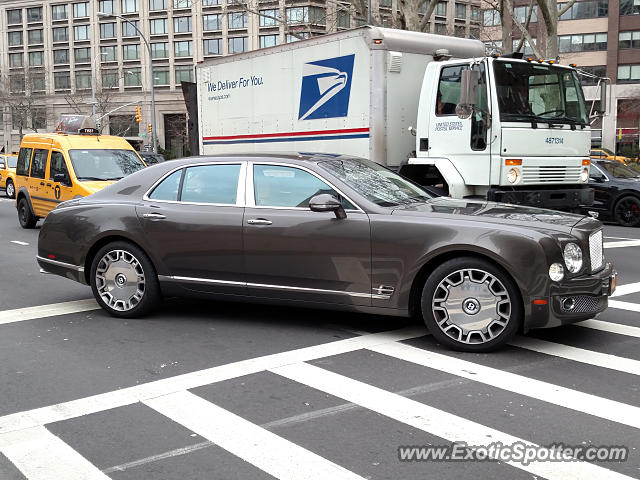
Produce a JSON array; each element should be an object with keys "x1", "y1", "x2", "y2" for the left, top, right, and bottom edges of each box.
[
  {"x1": 105, "y1": 176, "x2": 124, "y2": 181},
  {"x1": 76, "y1": 176, "x2": 106, "y2": 181}
]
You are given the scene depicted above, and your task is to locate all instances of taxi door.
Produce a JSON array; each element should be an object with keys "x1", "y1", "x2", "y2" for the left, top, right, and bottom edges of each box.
[
  {"x1": 48, "y1": 150, "x2": 75, "y2": 206},
  {"x1": 28, "y1": 148, "x2": 52, "y2": 217}
]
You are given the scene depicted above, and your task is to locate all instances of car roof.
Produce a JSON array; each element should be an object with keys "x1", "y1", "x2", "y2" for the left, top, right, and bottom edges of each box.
[
  {"x1": 20, "y1": 133, "x2": 136, "y2": 151},
  {"x1": 169, "y1": 152, "x2": 359, "y2": 166}
]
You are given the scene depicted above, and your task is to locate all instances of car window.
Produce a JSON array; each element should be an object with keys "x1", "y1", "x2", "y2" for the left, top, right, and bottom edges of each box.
[
  {"x1": 600, "y1": 162, "x2": 640, "y2": 179},
  {"x1": 0, "y1": 160, "x2": 5, "y2": 169},
  {"x1": 30, "y1": 149, "x2": 49, "y2": 179},
  {"x1": 16, "y1": 148, "x2": 32, "y2": 176},
  {"x1": 149, "y1": 169, "x2": 183, "y2": 201},
  {"x1": 181, "y1": 164, "x2": 241, "y2": 204},
  {"x1": 253, "y1": 165, "x2": 355, "y2": 209},
  {"x1": 8, "y1": 156, "x2": 17, "y2": 169},
  {"x1": 49, "y1": 151, "x2": 69, "y2": 181},
  {"x1": 590, "y1": 150, "x2": 602, "y2": 157},
  {"x1": 589, "y1": 165, "x2": 606, "y2": 179}
]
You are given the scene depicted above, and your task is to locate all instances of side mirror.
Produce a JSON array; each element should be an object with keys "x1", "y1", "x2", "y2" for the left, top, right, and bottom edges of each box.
[
  {"x1": 53, "y1": 172, "x2": 69, "y2": 186},
  {"x1": 597, "y1": 81, "x2": 607, "y2": 116},
  {"x1": 456, "y1": 69, "x2": 479, "y2": 119},
  {"x1": 309, "y1": 193, "x2": 347, "y2": 219},
  {"x1": 590, "y1": 172, "x2": 604, "y2": 183}
]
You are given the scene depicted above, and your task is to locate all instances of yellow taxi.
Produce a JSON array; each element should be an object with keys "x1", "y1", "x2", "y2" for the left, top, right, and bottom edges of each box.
[
  {"x1": 590, "y1": 148, "x2": 630, "y2": 165},
  {"x1": 0, "y1": 153, "x2": 18, "y2": 198},
  {"x1": 15, "y1": 115, "x2": 146, "y2": 228}
]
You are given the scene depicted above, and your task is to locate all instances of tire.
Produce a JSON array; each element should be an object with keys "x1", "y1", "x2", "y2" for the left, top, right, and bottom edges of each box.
[
  {"x1": 17, "y1": 197, "x2": 37, "y2": 229},
  {"x1": 5, "y1": 179, "x2": 15, "y2": 199},
  {"x1": 613, "y1": 196, "x2": 640, "y2": 227},
  {"x1": 90, "y1": 241, "x2": 161, "y2": 318},
  {"x1": 420, "y1": 257, "x2": 523, "y2": 352}
]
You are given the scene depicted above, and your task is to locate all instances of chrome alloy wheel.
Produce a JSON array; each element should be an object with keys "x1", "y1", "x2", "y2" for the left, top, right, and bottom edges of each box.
[
  {"x1": 95, "y1": 249, "x2": 146, "y2": 312},
  {"x1": 432, "y1": 268, "x2": 511, "y2": 345}
]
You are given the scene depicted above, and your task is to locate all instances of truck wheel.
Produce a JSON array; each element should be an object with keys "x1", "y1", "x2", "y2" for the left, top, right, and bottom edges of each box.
[
  {"x1": 613, "y1": 196, "x2": 640, "y2": 227},
  {"x1": 5, "y1": 180, "x2": 15, "y2": 199},
  {"x1": 421, "y1": 257, "x2": 522, "y2": 352},
  {"x1": 18, "y1": 198, "x2": 37, "y2": 229},
  {"x1": 90, "y1": 241, "x2": 161, "y2": 318}
]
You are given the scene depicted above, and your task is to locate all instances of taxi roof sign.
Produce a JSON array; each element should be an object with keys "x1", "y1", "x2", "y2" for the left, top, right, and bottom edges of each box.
[{"x1": 55, "y1": 115, "x2": 99, "y2": 135}]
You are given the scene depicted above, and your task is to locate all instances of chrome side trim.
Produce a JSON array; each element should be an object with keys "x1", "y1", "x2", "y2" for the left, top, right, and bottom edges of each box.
[
  {"x1": 37, "y1": 255, "x2": 85, "y2": 272},
  {"x1": 159, "y1": 275, "x2": 245, "y2": 287}
]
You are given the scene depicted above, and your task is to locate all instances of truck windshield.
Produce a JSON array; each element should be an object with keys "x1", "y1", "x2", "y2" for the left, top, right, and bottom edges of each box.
[
  {"x1": 319, "y1": 158, "x2": 433, "y2": 207},
  {"x1": 68, "y1": 149, "x2": 145, "y2": 181},
  {"x1": 494, "y1": 61, "x2": 589, "y2": 125}
]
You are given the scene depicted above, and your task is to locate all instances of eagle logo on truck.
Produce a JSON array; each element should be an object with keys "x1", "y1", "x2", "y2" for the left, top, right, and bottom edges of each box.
[{"x1": 298, "y1": 54, "x2": 355, "y2": 121}]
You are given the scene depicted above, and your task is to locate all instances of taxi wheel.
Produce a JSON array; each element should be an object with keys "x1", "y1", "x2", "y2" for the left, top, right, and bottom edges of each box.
[
  {"x1": 421, "y1": 257, "x2": 523, "y2": 352},
  {"x1": 5, "y1": 180, "x2": 15, "y2": 199},
  {"x1": 18, "y1": 198, "x2": 37, "y2": 229},
  {"x1": 90, "y1": 241, "x2": 161, "y2": 318}
]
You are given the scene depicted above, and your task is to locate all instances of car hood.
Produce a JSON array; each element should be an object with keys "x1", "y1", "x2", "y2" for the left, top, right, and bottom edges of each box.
[
  {"x1": 78, "y1": 180, "x2": 117, "y2": 195},
  {"x1": 391, "y1": 197, "x2": 589, "y2": 233}
]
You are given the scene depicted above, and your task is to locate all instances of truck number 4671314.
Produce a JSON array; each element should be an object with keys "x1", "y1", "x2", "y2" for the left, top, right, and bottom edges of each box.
[{"x1": 545, "y1": 137, "x2": 564, "y2": 144}]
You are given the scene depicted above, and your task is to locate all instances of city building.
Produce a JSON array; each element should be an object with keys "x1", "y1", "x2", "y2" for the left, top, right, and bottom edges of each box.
[{"x1": 0, "y1": 0, "x2": 481, "y2": 155}]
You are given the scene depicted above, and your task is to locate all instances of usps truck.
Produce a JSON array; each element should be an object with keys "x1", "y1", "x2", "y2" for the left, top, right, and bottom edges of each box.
[{"x1": 196, "y1": 26, "x2": 597, "y2": 208}]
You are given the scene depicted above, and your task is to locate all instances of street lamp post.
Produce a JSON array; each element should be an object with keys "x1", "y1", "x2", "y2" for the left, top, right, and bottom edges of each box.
[
  {"x1": 91, "y1": 51, "x2": 108, "y2": 125},
  {"x1": 97, "y1": 11, "x2": 158, "y2": 153}
]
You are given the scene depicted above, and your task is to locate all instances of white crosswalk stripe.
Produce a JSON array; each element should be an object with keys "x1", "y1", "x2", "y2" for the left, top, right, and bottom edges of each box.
[{"x1": 576, "y1": 319, "x2": 640, "y2": 338}]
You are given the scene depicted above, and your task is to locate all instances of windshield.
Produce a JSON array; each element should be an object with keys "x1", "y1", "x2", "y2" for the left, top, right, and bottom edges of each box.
[
  {"x1": 494, "y1": 61, "x2": 588, "y2": 125},
  {"x1": 601, "y1": 147, "x2": 615, "y2": 155},
  {"x1": 600, "y1": 162, "x2": 640, "y2": 179},
  {"x1": 319, "y1": 158, "x2": 433, "y2": 207},
  {"x1": 7, "y1": 156, "x2": 17, "y2": 168},
  {"x1": 68, "y1": 149, "x2": 145, "y2": 181}
]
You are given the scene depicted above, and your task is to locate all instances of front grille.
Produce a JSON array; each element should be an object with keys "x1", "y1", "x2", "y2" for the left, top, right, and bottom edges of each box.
[
  {"x1": 560, "y1": 295, "x2": 606, "y2": 314},
  {"x1": 521, "y1": 166, "x2": 582, "y2": 184},
  {"x1": 590, "y1": 230, "x2": 603, "y2": 272}
]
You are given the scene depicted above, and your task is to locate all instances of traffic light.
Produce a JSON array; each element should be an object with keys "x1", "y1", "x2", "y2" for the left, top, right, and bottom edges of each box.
[
  {"x1": 135, "y1": 105, "x2": 142, "y2": 123},
  {"x1": 147, "y1": 123, "x2": 152, "y2": 133}
]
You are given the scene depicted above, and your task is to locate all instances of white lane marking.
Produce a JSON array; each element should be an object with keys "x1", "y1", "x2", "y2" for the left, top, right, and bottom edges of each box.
[
  {"x1": 576, "y1": 319, "x2": 640, "y2": 338},
  {"x1": 146, "y1": 391, "x2": 365, "y2": 480},
  {"x1": 9, "y1": 240, "x2": 28, "y2": 246},
  {"x1": 510, "y1": 337, "x2": 640, "y2": 376},
  {"x1": 611, "y1": 281, "x2": 640, "y2": 298},
  {"x1": 609, "y1": 300, "x2": 640, "y2": 313},
  {"x1": 604, "y1": 240, "x2": 640, "y2": 248},
  {"x1": 0, "y1": 299, "x2": 99, "y2": 326},
  {"x1": 604, "y1": 236, "x2": 638, "y2": 241},
  {"x1": 0, "y1": 326, "x2": 426, "y2": 433},
  {"x1": 0, "y1": 426, "x2": 109, "y2": 480},
  {"x1": 369, "y1": 342, "x2": 640, "y2": 429},
  {"x1": 272, "y1": 363, "x2": 633, "y2": 480}
]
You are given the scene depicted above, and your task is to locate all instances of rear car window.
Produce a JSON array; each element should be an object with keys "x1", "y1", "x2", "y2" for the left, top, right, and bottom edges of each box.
[{"x1": 16, "y1": 148, "x2": 32, "y2": 176}]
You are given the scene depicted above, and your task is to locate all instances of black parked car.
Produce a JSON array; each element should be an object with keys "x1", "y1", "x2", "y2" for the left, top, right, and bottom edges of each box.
[
  {"x1": 37, "y1": 154, "x2": 615, "y2": 352},
  {"x1": 587, "y1": 160, "x2": 640, "y2": 227}
]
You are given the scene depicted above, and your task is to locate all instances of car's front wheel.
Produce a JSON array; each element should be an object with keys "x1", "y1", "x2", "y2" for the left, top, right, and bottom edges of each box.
[
  {"x1": 18, "y1": 198, "x2": 37, "y2": 229},
  {"x1": 5, "y1": 179, "x2": 15, "y2": 199},
  {"x1": 613, "y1": 195, "x2": 640, "y2": 227},
  {"x1": 90, "y1": 241, "x2": 161, "y2": 318},
  {"x1": 421, "y1": 257, "x2": 522, "y2": 352}
]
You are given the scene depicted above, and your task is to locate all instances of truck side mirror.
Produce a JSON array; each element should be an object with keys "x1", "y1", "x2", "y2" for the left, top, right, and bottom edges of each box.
[
  {"x1": 456, "y1": 69, "x2": 479, "y2": 119},
  {"x1": 596, "y1": 82, "x2": 607, "y2": 116}
]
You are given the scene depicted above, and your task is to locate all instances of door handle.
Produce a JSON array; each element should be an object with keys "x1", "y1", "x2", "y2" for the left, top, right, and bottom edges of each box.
[
  {"x1": 142, "y1": 212, "x2": 166, "y2": 220},
  {"x1": 40, "y1": 182, "x2": 45, "y2": 186},
  {"x1": 46, "y1": 183, "x2": 51, "y2": 187},
  {"x1": 247, "y1": 218, "x2": 272, "y2": 225}
]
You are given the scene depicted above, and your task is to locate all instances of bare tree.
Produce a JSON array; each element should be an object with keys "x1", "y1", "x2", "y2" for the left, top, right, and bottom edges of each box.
[
  {"x1": 536, "y1": 0, "x2": 576, "y2": 58},
  {"x1": 0, "y1": 67, "x2": 50, "y2": 139}
]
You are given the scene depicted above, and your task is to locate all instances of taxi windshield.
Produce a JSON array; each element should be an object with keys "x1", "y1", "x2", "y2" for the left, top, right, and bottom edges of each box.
[
  {"x1": 68, "y1": 149, "x2": 145, "y2": 181},
  {"x1": 7, "y1": 157, "x2": 17, "y2": 168}
]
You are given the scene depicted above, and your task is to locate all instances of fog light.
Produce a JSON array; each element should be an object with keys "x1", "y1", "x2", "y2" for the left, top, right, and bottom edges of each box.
[
  {"x1": 562, "y1": 297, "x2": 576, "y2": 311},
  {"x1": 507, "y1": 167, "x2": 521, "y2": 184},
  {"x1": 549, "y1": 263, "x2": 564, "y2": 282},
  {"x1": 580, "y1": 168, "x2": 589, "y2": 182}
]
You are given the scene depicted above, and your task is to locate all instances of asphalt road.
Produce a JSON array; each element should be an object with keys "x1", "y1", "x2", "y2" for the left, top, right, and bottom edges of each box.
[{"x1": 1, "y1": 196, "x2": 640, "y2": 480}]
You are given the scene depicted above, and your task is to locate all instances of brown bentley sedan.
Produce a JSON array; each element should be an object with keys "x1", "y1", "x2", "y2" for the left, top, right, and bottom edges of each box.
[{"x1": 37, "y1": 154, "x2": 616, "y2": 352}]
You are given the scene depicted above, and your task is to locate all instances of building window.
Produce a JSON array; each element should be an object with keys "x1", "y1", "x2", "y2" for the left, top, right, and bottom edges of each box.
[
  {"x1": 28, "y1": 29, "x2": 44, "y2": 45},
  {"x1": 99, "y1": 0, "x2": 115, "y2": 14},
  {"x1": 75, "y1": 47, "x2": 91, "y2": 63},
  {"x1": 53, "y1": 27, "x2": 69, "y2": 42},
  {"x1": 7, "y1": 9, "x2": 22, "y2": 25},
  {"x1": 102, "y1": 70, "x2": 119, "y2": 88},
  {"x1": 435, "y1": 2, "x2": 447, "y2": 16},
  {"x1": 54, "y1": 71, "x2": 71, "y2": 90},
  {"x1": 173, "y1": 0, "x2": 191, "y2": 7},
  {"x1": 150, "y1": 0, "x2": 167, "y2": 9},
  {"x1": 32, "y1": 108, "x2": 47, "y2": 129},
  {"x1": 483, "y1": 9, "x2": 499, "y2": 26},
  {"x1": 153, "y1": 66, "x2": 170, "y2": 85},
  {"x1": 578, "y1": 66, "x2": 606, "y2": 85},
  {"x1": 228, "y1": 36, "x2": 247, "y2": 53},
  {"x1": 73, "y1": 2, "x2": 89, "y2": 18},
  {"x1": 174, "y1": 40, "x2": 192, "y2": 56},
  {"x1": 175, "y1": 65, "x2": 193, "y2": 83},
  {"x1": 10, "y1": 75, "x2": 25, "y2": 93},
  {"x1": 150, "y1": 18, "x2": 168, "y2": 34},
  {"x1": 380, "y1": 0, "x2": 392, "y2": 7},
  {"x1": 100, "y1": 23, "x2": 117, "y2": 38},
  {"x1": 27, "y1": 7, "x2": 43, "y2": 22},
  {"x1": 454, "y1": 25, "x2": 466, "y2": 37},
  {"x1": 259, "y1": 9, "x2": 279, "y2": 27},
  {"x1": 29, "y1": 51, "x2": 44, "y2": 66},
  {"x1": 619, "y1": 31, "x2": 640, "y2": 49},
  {"x1": 174, "y1": 16, "x2": 192, "y2": 33},
  {"x1": 286, "y1": 6, "x2": 324, "y2": 25},
  {"x1": 337, "y1": 11, "x2": 350, "y2": 28},
  {"x1": 121, "y1": 0, "x2": 139, "y2": 13},
  {"x1": 204, "y1": 38, "x2": 221, "y2": 55},
  {"x1": 202, "y1": 0, "x2": 220, "y2": 5},
  {"x1": 469, "y1": 27, "x2": 480, "y2": 39},
  {"x1": 435, "y1": 23, "x2": 446, "y2": 34},
  {"x1": 455, "y1": 3, "x2": 466, "y2": 19},
  {"x1": 76, "y1": 70, "x2": 92, "y2": 89},
  {"x1": 203, "y1": 14, "x2": 221, "y2": 30},
  {"x1": 470, "y1": 6, "x2": 481, "y2": 22},
  {"x1": 259, "y1": 34, "x2": 279, "y2": 48},
  {"x1": 512, "y1": 38, "x2": 536, "y2": 54},
  {"x1": 9, "y1": 53, "x2": 24, "y2": 68},
  {"x1": 228, "y1": 12, "x2": 247, "y2": 29},
  {"x1": 32, "y1": 74, "x2": 46, "y2": 93},
  {"x1": 618, "y1": 64, "x2": 640, "y2": 82},
  {"x1": 559, "y1": 33, "x2": 607, "y2": 53},
  {"x1": 151, "y1": 42, "x2": 169, "y2": 58},
  {"x1": 123, "y1": 44, "x2": 141, "y2": 60},
  {"x1": 54, "y1": 49, "x2": 69, "y2": 64},
  {"x1": 8, "y1": 31, "x2": 23, "y2": 46},
  {"x1": 559, "y1": 1, "x2": 608, "y2": 20},
  {"x1": 286, "y1": 32, "x2": 309, "y2": 42},
  {"x1": 124, "y1": 68, "x2": 141, "y2": 86},
  {"x1": 74, "y1": 25, "x2": 90, "y2": 41},
  {"x1": 101, "y1": 45, "x2": 118, "y2": 61},
  {"x1": 621, "y1": 0, "x2": 640, "y2": 15},
  {"x1": 122, "y1": 20, "x2": 140, "y2": 36},
  {"x1": 513, "y1": 5, "x2": 537, "y2": 22}
]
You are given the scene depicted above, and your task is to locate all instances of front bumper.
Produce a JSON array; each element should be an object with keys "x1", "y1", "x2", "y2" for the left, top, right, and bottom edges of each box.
[
  {"x1": 487, "y1": 185, "x2": 594, "y2": 209},
  {"x1": 527, "y1": 261, "x2": 616, "y2": 329}
]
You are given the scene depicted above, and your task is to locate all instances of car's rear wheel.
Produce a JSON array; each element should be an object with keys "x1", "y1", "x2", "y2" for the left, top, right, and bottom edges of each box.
[
  {"x1": 613, "y1": 196, "x2": 640, "y2": 227},
  {"x1": 18, "y1": 198, "x2": 37, "y2": 229},
  {"x1": 90, "y1": 241, "x2": 160, "y2": 318},
  {"x1": 5, "y1": 180, "x2": 15, "y2": 199},
  {"x1": 421, "y1": 257, "x2": 522, "y2": 352}
]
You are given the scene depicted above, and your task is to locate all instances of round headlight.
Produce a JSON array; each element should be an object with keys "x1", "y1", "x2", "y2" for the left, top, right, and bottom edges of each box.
[
  {"x1": 507, "y1": 168, "x2": 521, "y2": 184},
  {"x1": 549, "y1": 263, "x2": 564, "y2": 282},
  {"x1": 580, "y1": 168, "x2": 589, "y2": 182},
  {"x1": 563, "y1": 243, "x2": 583, "y2": 273}
]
